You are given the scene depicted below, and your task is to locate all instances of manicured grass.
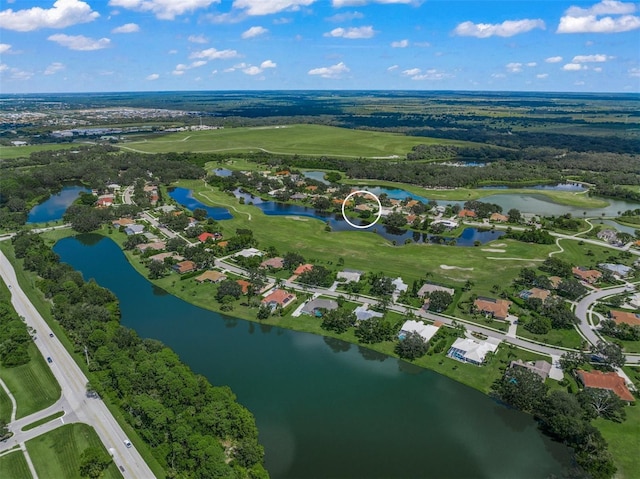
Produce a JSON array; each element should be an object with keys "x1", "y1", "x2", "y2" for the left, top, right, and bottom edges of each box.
[
  {"x1": 594, "y1": 403, "x2": 640, "y2": 479},
  {"x1": 22, "y1": 411, "x2": 65, "y2": 431},
  {"x1": 0, "y1": 342, "x2": 60, "y2": 419},
  {"x1": 0, "y1": 450, "x2": 31, "y2": 479},
  {"x1": 556, "y1": 238, "x2": 631, "y2": 268},
  {"x1": 0, "y1": 383, "x2": 12, "y2": 424},
  {"x1": 27, "y1": 423, "x2": 122, "y2": 479},
  {"x1": 0, "y1": 143, "x2": 84, "y2": 160},
  {"x1": 516, "y1": 325, "x2": 586, "y2": 349},
  {"x1": 119, "y1": 124, "x2": 475, "y2": 157}
]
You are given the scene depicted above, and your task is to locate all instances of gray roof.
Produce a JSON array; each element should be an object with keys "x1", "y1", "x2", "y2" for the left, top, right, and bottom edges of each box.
[
  {"x1": 509, "y1": 360, "x2": 552, "y2": 380},
  {"x1": 417, "y1": 283, "x2": 455, "y2": 297},
  {"x1": 301, "y1": 298, "x2": 338, "y2": 314}
]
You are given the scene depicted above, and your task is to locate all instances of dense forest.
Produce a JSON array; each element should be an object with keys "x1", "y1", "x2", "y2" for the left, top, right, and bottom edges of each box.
[{"x1": 11, "y1": 232, "x2": 268, "y2": 479}]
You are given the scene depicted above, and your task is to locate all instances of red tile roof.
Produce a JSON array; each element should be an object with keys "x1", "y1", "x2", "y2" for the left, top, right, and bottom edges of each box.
[
  {"x1": 198, "y1": 232, "x2": 215, "y2": 243},
  {"x1": 294, "y1": 263, "x2": 314, "y2": 275},
  {"x1": 610, "y1": 310, "x2": 640, "y2": 326},
  {"x1": 474, "y1": 297, "x2": 512, "y2": 320},
  {"x1": 458, "y1": 209, "x2": 477, "y2": 218},
  {"x1": 576, "y1": 370, "x2": 635, "y2": 402},
  {"x1": 261, "y1": 289, "x2": 296, "y2": 307},
  {"x1": 236, "y1": 280, "x2": 250, "y2": 294},
  {"x1": 572, "y1": 267, "x2": 602, "y2": 283}
]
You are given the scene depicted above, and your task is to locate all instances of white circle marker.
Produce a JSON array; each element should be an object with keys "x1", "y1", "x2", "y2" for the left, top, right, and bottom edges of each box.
[{"x1": 341, "y1": 190, "x2": 383, "y2": 229}]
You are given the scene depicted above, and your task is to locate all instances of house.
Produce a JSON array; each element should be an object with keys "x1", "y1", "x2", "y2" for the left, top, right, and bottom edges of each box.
[
  {"x1": 575, "y1": 370, "x2": 635, "y2": 402},
  {"x1": 149, "y1": 252, "x2": 183, "y2": 263},
  {"x1": 112, "y1": 218, "x2": 135, "y2": 228},
  {"x1": 417, "y1": 283, "x2": 455, "y2": 298},
  {"x1": 290, "y1": 193, "x2": 307, "y2": 201},
  {"x1": 458, "y1": 209, "x2": 477, "y2": 218},
  {"x1": 301, "y1": 298, "x2": 338, "y2": 316},
  {"x1": 490, "y1": 213, "x2": 508, "y2": 222},
  {"x1": 354, "y1": 305, "x2": 384, "y2": 321},
  {"x1": 392, "y1": 277, "x2": 408, "y2": 293},
  {"x1": 629, "y1": 293, "x2": 640, "y2": 309},
  {"x1": 519, "y1": 287, "x2": 551, "y2": 303},
  {"x1": 236, "y1": 280, "x2": 251, "y2": 294},
  {"x1": 198, "y1": 232, "x2": 215, "y2": 243},
  {"x1": 261, "y1": 289, "x2": 297, "y2": 309},
  {"x1": 172, "y1": 260, "x2": 197, "y2": 274},
  {"x1": 194, "y1": 271, "x2": 227, "y2": 284},
  {"x1": 96, "y1": 197, "x2": 113, "y2": 207},
  {"x1": 398, "y1": 320, "x2": 441, "y2": 342},
  {"x1": 235, "y1": 248, "x2": 263, "y2": 258},
  {"x1": 215, "y1": 241, "x2": 229, "y2": 248},
  {"x1": 354, "y1": 204, "x2": 373, "y2": 212},
  {"x1": 598, "y1": 263, "x2": 632, "y2": 277},
  {"x1": 474, "y1": 297, "x2": 512, "y2": 321},
  {"x1": 431, "y1": 219, "x2": 458, "y2": 229},
  {"x1": 260, "y1": 257, "x2": 285, "y2": 269},
  {"x1": 305, "y1": 185, "x2": 318, "y2": 192},
  {"x1": 136, "y1": 241, "x2": 166, "y2": 252},
  {"x1": 337, "y1": 269, "x2": 363, "y2": 283},
  {"x1": 610, "y1": 310, "x2": 640, "y2": 327},
  {"x1": 124, "y1": 224, "x2": 145, "y2": 236},
  {"x1": 597, "y1": 229, "x2": 619, "y2": 244},
  {"x1": 572, "y1": 266, "x2": 602, "y2": 284},
  {"x1": 294, "y1": 264, "x2": 314, "y2": 275},
  {"x1": 405, "y1": 214, "x2": 417, "y2": 224},
  {"x1": 447, "y1": 337, "x2": 501, "y2": 365},
  {"x1": 509, "y1": 359, "x2": 552, "y2": 381},
  {"x1": 548, "y1": 276, "x2": 563, "y2": 289}
]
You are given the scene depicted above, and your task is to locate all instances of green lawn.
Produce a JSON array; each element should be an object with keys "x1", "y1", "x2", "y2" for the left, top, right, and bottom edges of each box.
[
  {"x1": 0, "y1": 378, "x2": 12, "y2": 424},
  {"x1": 27, "y1": 423, "x2": 122, "y2": 479},
  {"x1": 22, "y1": 411, "x2": 65, "y2": 431},
  {"x1": 0, "y1": 143, "x2": 90, "y2": 160},
  {"x1": 0, "y1": 343, "x2": 60, "y2": 419},
  {"x1": 516, "y1": 325, "x2": 586, "y2": 349},
  {"x1": 594, "y1": 404, "x2": 640, "y2": 479},
  {"x1": 0, "y1": 450, "x2": 31, "y2": 479},
  {"x1": 119, "y1": 124, "x2": 475, "y2": 157}
]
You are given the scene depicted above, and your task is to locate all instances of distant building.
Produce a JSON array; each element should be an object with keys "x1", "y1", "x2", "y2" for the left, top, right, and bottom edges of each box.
[
  {"x1": 235, "y1": 248, "x2": 263, "y2": 258},
  {"x1": 294, "y1": 264, "x2": 314, "y2": 275},
  {"x1": 575, "y1": 370, "x2": 635, "y2": 402},
  {"x1": 172, "y1": 260, "x2": 197, "y2": 274},
  {"x1": 458, "y1": 209, "x2": 477, "y2": 218},
  {"x1": 354, "y1": 305, "x2": 384, "y2": 322},
  {"x1": 490, "y1": 213, "x2": 508, "y2": 222},
  {"x1": 124, "y1": 224, "x2": 145, "y2": 236},
  {"x1": 301, "y1": 298, "x2": 338, "y2": 316},
  {"x1": 519, "y1": 287, "x2": 551, "y2": 303},
  {"x1": 136, "y1": 241, "x2": 166, "y2": 252},
  {"x1": 392, "y1": 277, "x2": 408, "y2": 293},
  {"x1": 548, "y1": 276, "x2": 563, "y2": 289},
  {"x1": 260, "y1": 257, "x2": 285, "y2": 269},
  {"x1": 194, "y1": 271, "x2": 227, "y2": 284},
  {"x1": 597, "y1": 229, "x2": 619, "y2": 244}
]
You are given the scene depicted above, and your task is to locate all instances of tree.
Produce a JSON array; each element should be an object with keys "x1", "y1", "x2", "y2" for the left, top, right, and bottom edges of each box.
[
  {"x1": 495, "y1": 367, "x2": 548, "y2": 414},
  {"x1": 427, "y1": 291, "x2": 453, "y2": 313},
  {"x1": 148, "y1": 261, "x2": 167, "y2": 280},
  {"x1": 216, "y1": 280, "x2": 243, "y2": 302},
  {"x1": 192, "y1": 208, "x2": 207, "y2": 221},
  {"x1": 283, "y1": 252, "x2": 305, "y2": 270},
  {"x1": 313, "y1": 196, "x2": 331, "y2": 211},
  {"x1": 577, "y1": 388, "x2": 626, "y2": 422},
  {"x1": 79, "y1": 446, "x2": 112, "y2": 478},
  {"x1": 507, "y1": 208, "x2": 522, "y2": 223},
  {"x1": 257, "y1": 305, "x2": 271, "y2": 320},
  {"x1": 355, "y1": 317, "x2": 394, "y2": 344},
  {"x1": 395, "y1": 331, "x2": 428, "y2": 360},
  {"x1": 591, "y1": 341, "x2": 625, "y2": 370},
  {"x1": 384, "y1": 212, "x2": 408, "y2": 229},
  {"x1": 321, "y1": 308, "x2": 356, "y2": 334},
  {"x1": 298, "y1": 265, "x2": 332, "y2": 287},
  {"x1": 325, "y1": 171, "x2": 342, "y2": 183},
  {"x1": 559, "y1": 351, "x2": 587, "y2": 373}
]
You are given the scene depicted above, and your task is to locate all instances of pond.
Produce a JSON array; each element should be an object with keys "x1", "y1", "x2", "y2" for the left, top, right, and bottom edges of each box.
[
  {"x1": 27, "y1": 185, "x2": 90, "y2": 223},
  {"x1": 301, "y1": 170, "x2": 330, "y2": 185},
  {"x1": 480, "y1": 183, "x2": 586, "y2": 192},
  {"x1": 167, "y1": 187, "x2": 232, "y2": 220},
  {"x1": 54, "y1": 234, "x2": 573, "y2": 479}
]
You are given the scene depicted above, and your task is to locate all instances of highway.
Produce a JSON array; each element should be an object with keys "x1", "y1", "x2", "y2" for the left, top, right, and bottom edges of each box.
[{"x1": 0, "y1": 250, "x2": 156, "y2": 478}]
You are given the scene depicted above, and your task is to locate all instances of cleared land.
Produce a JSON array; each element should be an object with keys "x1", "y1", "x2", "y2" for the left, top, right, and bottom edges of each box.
[
  {"x1": 26, "y1": 423, "x2": 122, "y2": 479},
  {"x1": 119, "y1": 124, "x2": 476, "y2": 157}
]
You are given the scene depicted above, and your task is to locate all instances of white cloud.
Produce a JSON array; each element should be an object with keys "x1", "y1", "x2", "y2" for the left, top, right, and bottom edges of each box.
[
  {"x1": 308, "y1": 61, "x2": 349, "y2": 79},
  {"x1": 243, "y1": 66, "x2": 262, "y2": 75},
  {"x1": 387, "y1": 64, "x2": 399, "y2": 71},
  {"x1": 260, "y1": 59, "x2": 276, "y2": 68},
  {"x1": 326, "y1": 11, "x2": 363, "y2": 22},
  {"x1": 324, "y1": 26, "x2": 375, "y2": 39},
  {"x1": 402, "y1": 68, "x2": 421, "y2": 76},
  {"x1": 557, "y1": 0, "x2": 640, "y2": 33},
  {"x1": 0, "y1": 43, "x2": 11, "y2": 54},
  {"x1": 44, "y1": 62, "x2": 65, "y2": 75},
  {"x1": 146, "y1": 73, "x2": 160, "y2": 80},
  {"x1": 391, "y1": 39, "x2": 409, "y2": 48},
  {"x1": 191, "y1": 60, "x2": 207, "y2": 68},
  {"x1": 545, "y1": 56, "x2": 563, "y2": 63},
  {"x1": 453, "y1": 18, "x2": 545, "y2": 38},
  {"x1": 401, "y1": 67, "x2": 450, "y2": 80},
  {"x1": 109, "y1": 0, "x2": 220, "y2": 20},
  {"x1": 332, "y1": 0, "x2": 416, "y2": 6},
  {"x1": 112, "y1": 22, "x2": 139, "y2": 33},
  {"x1": 572, "y1": 53, "x2": 612, "y2": 62},
  {"x1": 593, "y1": 66, "x2": 603, "y2": 72},
  {"x1": 190, "y1": 47, "x2": 240, "y2": 60},
  {"x1": 242, "y1": 26, "x2": 268, "y2": 38},
  {"x1": 628, "y1": 67, "x2": 640, "y2": 77},
  {"x1": 48, "y1": 34, "x2": 110, "y2": 51},
  {"x1": 563, "y1": 63, "x2": 586, "y2": 70},
  {"x1": 536, "y1": 73, "x2": 549, "y2": 79},
  {"x1": 188, "y1": 34, "x2": 208, "y2": 43},
  {"x1": 232, "y1": 0, "x2": 316, "y2": 16},
  {"x1": 506, "y1": 62, "x2": 523, "y2": 73},
  {"x1": 0, "y1": 0, "x2": 99, "y2": 32},
  {"x1": 526, "y1": 62, "x2": 537, "y2": 67},
  {"x1": 0, "y1": 64, "x2": 8, "y2": 74}
]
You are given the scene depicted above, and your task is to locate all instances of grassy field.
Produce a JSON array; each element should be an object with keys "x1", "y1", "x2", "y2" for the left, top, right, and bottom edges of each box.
[
  {"x1": 119, "y1": 124, "x2": 475, "y2": 157},
  {"x1": 594, "y1": 404, "x2": 640, "y2": 479},
  {"x1": 22, "y1": 411, "x2": 65, "y2": 431},
  {"x1": 27, "y1": 423, "x2": 122, "y2": 479},
  {"x1": 0, "y1": 143, "x2": 92, "y2": 160},
  {"x1": 0, "y1": 383, "x2": 11, "y2": 424},
  {"x1": 0, "y1": 450, "x2": 31, "y2": 479}
]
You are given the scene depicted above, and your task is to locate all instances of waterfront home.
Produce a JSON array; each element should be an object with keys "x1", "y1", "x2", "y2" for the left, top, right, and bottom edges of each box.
[
  {"x1": 490, "y1": 213, "x2": 508, "y2": 222},
  {"x1": 610, "y1": 310, "x2": 640, "y2": 327},
  {"x1": 198, "y1": 232, "x2": 215, "y2": 243},
  {"x1": 260, "y1": 257, "x2": 285, "y2": 269},
  {"x1": 96, "y1": 197, "x2": 113, "y2": 207},
  {"x1": 337, "y1": 269, "x2": 363, "y2": 283},
  {"x1": 112, "y1": 218, "x2": 135, "y2": 228},
  {"x1": 136, "y1": 241, "x2": 166, "y2": 252},
  {"x1": 124, "y1": 224, "x2": 145, "y2": 236},
  {"x1": 172, "y1": 260, "x2": 197, "y2": 274},
  {"x1": 354, "y1": 305, "x2": 384, "y2": 322},
  {"x1": 575, "y1": 370, "x2": 635, "y2": 402},
  {"x1": 262, "y1": 289, "x2": 297, "y2": 309},
  {"x1": 458, "y1": 209, "x2": 477, "y2": 218},
  {"x1": 572, "y1": 266, "x2": 602, "y2": 284},
  {"x1": 236, "y1": 280, "x2": 251, "y2": 294},
  {"x1": 301, "y1": 298, "x2": 338, "y2": 316},
  {"x1": 519, "y1": 287, "x2": 551, "y2": 303},
  {"x1": 194, "y1": 270, "x2": 227, "y2": 284},
  {"x1": 294, "y1": 264, "x2": 314, "y2": 275},
  {"x1": 597, "y1": 229, "x2": 620, "y2": 244},
  {"x1": 149, "y1": 252, "x2": 183, "y2": 263},
  {"x1": 447, "y1": 337, "x2": 501, "y2": 365},
  {"x1": 398, "y1": 320, "x2": 440, "y2": 342},
  {"x1": 473, "y1": 297, "x2": 512, "y2": 321},
  {"x1": 417, "y1": 283, "x2": 455, "y2": 298},
  {"x1": 598, "y1": 263, "x2": 632, "y2": 277},
  {"x1": 431, "y1": 219, "x2": 458, "y2": 229},
  {"x1": 509, "y1": 359, "x2": 552, "y2": 381},
  {"x1": 290, "y1": 193, "x2": 307, "y2": 201}
]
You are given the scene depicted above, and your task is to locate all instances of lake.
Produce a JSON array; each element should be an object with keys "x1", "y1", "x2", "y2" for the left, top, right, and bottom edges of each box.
[
  {"x1": 26, "y1": 185, "x2": 90, "y2": 223},
  {"x1": 54, "y1": 234, "x2": 572, "y2": 479},
  {"x1": 167, "y1": 187, "x2": 233, "y2": 220}
]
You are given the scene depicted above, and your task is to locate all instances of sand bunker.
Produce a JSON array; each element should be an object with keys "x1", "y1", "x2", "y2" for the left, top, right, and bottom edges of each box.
[
  {"x1": 440, "y1": 264, "x2": 474, "y2": 271},
  {"x1": 491, "y1": 243, "x2": 507, "y2": 247},
  {"x1": 482, "y1": 248, "x2": 506, "y2": 253},
  {"x1": 287, "y1": 216, "x2": 309, "y2": 221}
]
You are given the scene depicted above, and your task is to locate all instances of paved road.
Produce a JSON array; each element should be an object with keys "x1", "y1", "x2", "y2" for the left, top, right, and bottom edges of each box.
[{"x1": 0, "y1": 251, "x2": 156, "y2": 478}]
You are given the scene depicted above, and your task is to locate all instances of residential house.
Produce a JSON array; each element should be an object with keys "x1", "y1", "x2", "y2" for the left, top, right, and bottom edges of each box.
[
  {"x1": 124, "y1": 224, "x2": 145, "y2": 236},
  {"x1": 474, "y1": 297, "x2": 512, "y2": 320},
  {"x1": 572, "y1": 266, "x2": 602, "y2": 284},
  {"x1": 548, "y1": 276, "x2": 563, "y2": 289},
  {"x1": 598, "y1": 263, "x2": 632, "y2": 277},
  {"x1": 294, "y1": 264, "x2": 314, "y2": 275},
  {"x1": 149, "y1": 252, "x2": 183, "y2": 263},
  {"x1": 628, "y1": 293, "x2": 640, "y2": 309},
  {"x1": 337, "y1": 269, "x2": 363, "y2": 283},
  {"x1": 136, "y1": 241, "x2": 166, "y2": 253},
  {"x1": 398, "y1": 320, "x2": 441, "y2": 342},
  {"x1": 260, "y1": 257, "x2": 285, "y2": 269},
  {"x1": 458, "y1": 209, "x2": 477, "y2": 218},
  {"x1": 96, "y1": 197, "x2": 113, "y2": 207},
  {"x1": 490, "y1": 213, "x2": 508, "y2": 222},
  {"x1": 301, "y1": 298, "x2": 338, "y2": 316},
  {"x1": 261, "y1": 289, "x2": 297, "y2": 309},
  {"x1": 519, "y1": 287, "x2": 551, "y2": 303},
  {"x1": 194, "y1": 271, "x2": 227, "y2": 284},
  {"x1": 112, "y1": 218, "x2": 135, "y2": 228},
  {"x1": 172, "y1": 260, "x2": 197, "y2": 274},
  {"x1": 290, "y1": 193, "x2": 307, "y2": 201},
  {"x1": 431, "y1": 219, "x2": 458, "y2": 229},
  {"x1": 447, "y1": 337, "x2": 501, "y2": 365},
  {"x1": 417, "y1": 283, "x2": 455, "y2": 298},
  {"x1": 198, "y1": 232, "x2": 215, "y2": 243},
  {"x1": 235, "y1": 248, "x2": 263, "y2": 258},
  {"x1": 610, "y1": 310, "x2": 640, "y2": 327},
  {"x1": 575, "y1": 370, "x2": 635, "y2": 402},
  {"x1": 509, "y1": 359, "x2": 552, "y2": 381},
  {"x1": 597, "y1": 229, "x2": 620, "y2": 244},
  {"x1": 236, "y1": 280, "x2": 251, "y2": 294},
  {"x1": 354, "y1": 305, "x2": 384, "y2": 321},
  {"x1": 392, "y1": 277, "x2": 408, "y2": 293}
]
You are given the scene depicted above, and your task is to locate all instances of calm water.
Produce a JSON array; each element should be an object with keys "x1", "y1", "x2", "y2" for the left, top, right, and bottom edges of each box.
[
  {"x1": 54, "y1": 235, "x2": 572, "y2": 479},
  {"x1": 480, "y1": 183, "x2": 586, "y2": 192},
  {"x1": 27, "y1": 185, "x2": 90, "y2": 223},
  {"x1": 598, "y1": 219, "x2": 638, "y2": 236},
  {"x1": 302, "y1": 171, "x2": 330, "y2": 185},
  {"x1": 167, "y1": 187, "x2": 232, "y2": 220}
]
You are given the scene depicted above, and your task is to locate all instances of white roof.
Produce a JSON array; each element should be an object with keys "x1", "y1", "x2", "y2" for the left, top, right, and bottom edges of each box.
[
  {"x1": 354, "y1": 305, "x2": 384, "y2": 321},
  {"x1": 392, "y1": 277, "x2": 408, "y2": 292},
  {"x1": 235, "y1": 248, "x2": 263, "y2": 258},
  {"x1": 400, "y1": 320, "x2": 440, "y2": 342},
  {"x1": 450, "y1": 337, "x2": 500, "y2": 363}
]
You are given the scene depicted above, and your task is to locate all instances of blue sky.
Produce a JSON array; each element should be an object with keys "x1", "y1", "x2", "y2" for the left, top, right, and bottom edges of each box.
[{"x1": 1, "y1": 0, "x2": 639, "y2": 93}]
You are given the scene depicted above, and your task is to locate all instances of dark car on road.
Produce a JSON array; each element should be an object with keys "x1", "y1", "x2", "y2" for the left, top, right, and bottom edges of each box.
[{"x1": 46, "y1": 357, "x2": 53, "y2": 363}]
